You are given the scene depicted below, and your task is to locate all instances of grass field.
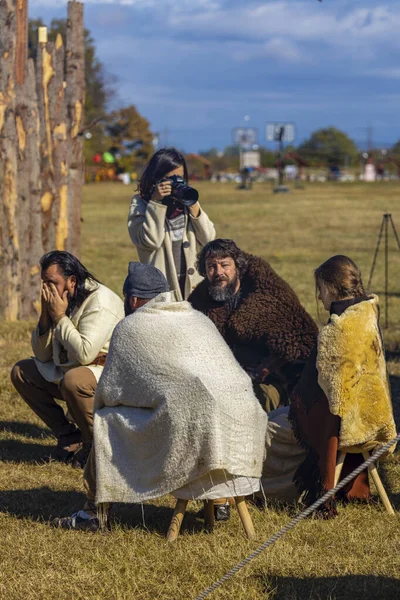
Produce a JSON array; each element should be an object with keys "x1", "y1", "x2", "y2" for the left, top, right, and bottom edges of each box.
[{"x1": 1, "y1": 182, "x2": 400, "y2": 600}]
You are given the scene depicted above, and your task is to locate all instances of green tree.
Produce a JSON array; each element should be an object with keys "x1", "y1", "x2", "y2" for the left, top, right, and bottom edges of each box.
[
  {"x1": 297, "y1": 127, "x2": 358, "y2": 166},
  {"x1": 392, "y1": 140, "x2": 400, "y2": 155},
  {"x1": 106, "y1": 105, "x2": 154, "y2": 172}
]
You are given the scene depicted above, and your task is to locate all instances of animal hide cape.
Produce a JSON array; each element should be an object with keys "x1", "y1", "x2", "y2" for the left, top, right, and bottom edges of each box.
[
  {"x1": 316, "y1": 295, "x2": 397, "y2": 450},
  {"x1": 93, "y1": 293, "x2": 268, "y2": 504},
  {"x1": 189, "y1": 253, "x2": 318, "y2": 368}
]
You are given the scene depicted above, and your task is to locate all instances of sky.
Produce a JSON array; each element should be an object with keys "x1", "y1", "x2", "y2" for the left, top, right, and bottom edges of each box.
[{"x1": 29, "y1": 0, "x2": 400, "y2": 152}]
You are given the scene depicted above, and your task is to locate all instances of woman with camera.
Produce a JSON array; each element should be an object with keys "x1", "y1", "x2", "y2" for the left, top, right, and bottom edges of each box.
[{"x1": 128, "y1": 148, "x2": 216, "y2": 300}]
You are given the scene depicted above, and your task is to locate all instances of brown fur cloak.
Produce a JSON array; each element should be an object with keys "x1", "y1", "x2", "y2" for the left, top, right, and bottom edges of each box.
[{"x1": 189, "y1": 253, "x2": 318, "y2": 388}]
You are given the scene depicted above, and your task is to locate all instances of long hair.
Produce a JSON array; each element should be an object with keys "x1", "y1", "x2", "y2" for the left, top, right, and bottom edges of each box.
[
  {"x1": 40, "y1": 251, "x2": 101, "y2": 314},
  {"x1": 138, "y1": 147, "x2": 189, "y2": 201},
  {"x1": 197, "y1": 239, "x2": 248, "y2": 278},
  {"x1": 314, "y1": 255, "x2": 366, "y2": 302}
]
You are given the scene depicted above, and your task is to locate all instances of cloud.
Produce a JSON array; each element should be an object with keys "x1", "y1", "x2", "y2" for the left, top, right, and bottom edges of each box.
[{"x1": 28, "y1": 0, "x2": 400, "y2": 150}]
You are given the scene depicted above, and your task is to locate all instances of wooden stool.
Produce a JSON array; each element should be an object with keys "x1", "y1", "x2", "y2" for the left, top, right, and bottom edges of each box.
[
  {"x1": 334, "y1": 444, "x2": 394, "y2": 515},
  {"x1": 166, "y1": 496, "x2": 256, "y2": 542}
]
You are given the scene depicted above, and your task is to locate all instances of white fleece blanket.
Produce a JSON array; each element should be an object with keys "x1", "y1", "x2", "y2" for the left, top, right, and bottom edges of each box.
[{"x1": 93, "y1": 293, "x2": 268, "y2": 504}]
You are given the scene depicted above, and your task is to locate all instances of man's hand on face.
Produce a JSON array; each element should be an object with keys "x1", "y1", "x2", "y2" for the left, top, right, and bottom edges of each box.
[
  {"x1": 47, "y1": 282, "x2": 69, "y2": 324},
  {"x1": 38, "y1": 283, "x2": 52, "y2": 334}
]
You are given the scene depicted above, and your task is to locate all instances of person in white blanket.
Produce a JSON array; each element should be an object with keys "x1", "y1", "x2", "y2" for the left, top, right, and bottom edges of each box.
[{"x1": 52, "y1": 262, "x2": 268, "y2": 531}]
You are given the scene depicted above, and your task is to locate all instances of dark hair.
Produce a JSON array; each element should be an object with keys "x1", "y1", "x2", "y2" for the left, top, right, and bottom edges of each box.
[
  {"x1": 197, "y1": 239, "x2": 248, "y2": 278},
  {"x1": 40, "y1": 251, "x2": 101, "y2": 314},
  {"x1": 138, "y1": 147, "x2": 189, "y2": 201},
  {"x1": 315, "y1": 255, "x2": 366, "y2": 301}
]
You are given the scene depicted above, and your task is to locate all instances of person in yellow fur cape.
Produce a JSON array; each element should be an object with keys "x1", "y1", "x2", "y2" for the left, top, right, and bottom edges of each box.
[{"x1": 288, "y1": 255, "x2": 397, "y2": 516}]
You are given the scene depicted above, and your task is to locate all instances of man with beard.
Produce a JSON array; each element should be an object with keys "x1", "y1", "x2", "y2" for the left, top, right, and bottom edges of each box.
[
  {"x1": 11, "y1": 251, "x2": 124, "y2": 468},
  {"x1": 189, "y1": 239, "x2": 318, "y2": 413}
]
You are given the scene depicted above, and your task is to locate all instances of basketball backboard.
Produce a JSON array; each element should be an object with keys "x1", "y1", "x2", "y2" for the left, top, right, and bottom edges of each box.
[{"x1": 266, "y1": 122, "x2": 295, "y2": 143}]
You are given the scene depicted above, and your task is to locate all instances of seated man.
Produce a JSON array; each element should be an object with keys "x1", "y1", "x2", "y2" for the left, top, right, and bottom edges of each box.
[
  {"x1": 188, "y1": 239, "x2": 318, "y2": 412},
  {"x1": 52, "y1": 262, "x2": 268, "y2": 530},
  {"x1": 11, "y1": 251, "x2": 124, "y2": 467}
]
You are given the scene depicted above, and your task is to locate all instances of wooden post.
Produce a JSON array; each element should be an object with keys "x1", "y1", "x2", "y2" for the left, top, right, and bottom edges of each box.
[
  {"x1": 166, "y1": 499, "x2": 188, "y2": 542},
  {"x1": 234, "y1": 497, "x2": 256, "y2": 540},
  {"x1": 36, "y1": 27, "x2": 57, "y2": 252},
  {"x1": 15, "y1": 0, "x2": 27, "y2": 85},
  {"x1": 203, "y1": 500, "x2": 215, "y2": 532},
  {"x1": 66, "y1": 1, "x2": 85, "y2": 257},
  {"x1": 53, "y1": 34, "x2": 69, "y2": 252},
  {"x1": 362, "y1": 451, "x2": 395, "y2": 515},
  {"x1": 15, "y1": 58, "x2": 43, "y2": 318},
  {"x1": 334, "y1": 451, "x2": 346, "y2": 487},
  {"x1": 0, "y1": 0, "x2": 21, "y2": 320}
]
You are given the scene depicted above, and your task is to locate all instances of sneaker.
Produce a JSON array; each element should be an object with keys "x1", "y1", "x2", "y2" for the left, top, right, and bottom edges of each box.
[
  {"x1": 51, "y1": 510, "x2": 100, "y2": 532},
  {"x1": 71, "y1": 441, "x2": 92, "y2": 469},
  {"x1": 214, "y1": 502, "x2": 230, "y2": 522}
]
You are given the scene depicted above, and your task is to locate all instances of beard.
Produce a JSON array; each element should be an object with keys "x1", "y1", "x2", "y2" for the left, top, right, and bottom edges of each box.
[{"x1": 208, "y1": 273, "x2": 239, "y2": 302}]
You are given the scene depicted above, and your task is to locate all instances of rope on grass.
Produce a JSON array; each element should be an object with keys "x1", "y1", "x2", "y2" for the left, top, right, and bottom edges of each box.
[{"x1": 194, "y1": 433, "x2": 400, "y2": 600}]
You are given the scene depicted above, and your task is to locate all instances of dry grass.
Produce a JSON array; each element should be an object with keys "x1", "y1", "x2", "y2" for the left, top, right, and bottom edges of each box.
[{"x1": 1, "y1": 181, "x2": 400, "y2": 600}]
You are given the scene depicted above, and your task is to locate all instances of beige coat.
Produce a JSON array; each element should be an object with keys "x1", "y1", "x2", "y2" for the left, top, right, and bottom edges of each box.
[
  {"x1": 127, "y1": 194, "x2": 216, "y2": 300},
  {"x1": 32, "y1": 280, "x2": 124, "y2": 384}
]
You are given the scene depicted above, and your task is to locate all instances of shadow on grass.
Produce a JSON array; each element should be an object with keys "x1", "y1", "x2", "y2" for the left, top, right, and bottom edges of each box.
[
  {"x1": 0, "y1": 420, "x2": 52, "y2": 439},
  {"x1": 0, "y1": 439, "x2": 54, "y2": 463},
  {"x1": 262, "y1": 574, "x2": 400, "y2": 599},
  {"x1": 0, "y1": 487, "x2": 84, "y2": 522},
  {"x1": 112, "y1": 502, "x2": 205, "y2": 536},
  {"x1": 0, "y1": 487, "x2": 205, "y2": 535}
]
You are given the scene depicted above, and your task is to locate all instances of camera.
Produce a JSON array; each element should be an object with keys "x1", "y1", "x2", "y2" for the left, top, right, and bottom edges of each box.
[{"x1": 163, "y1": 175, "x2": 199, "y2": 207}]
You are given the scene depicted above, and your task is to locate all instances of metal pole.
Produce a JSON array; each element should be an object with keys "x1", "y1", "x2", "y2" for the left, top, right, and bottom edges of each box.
[
  {"x1": 389, "y1": 214, "x2": 400, "y2": 251},
  {"x1": 385, "y1": 213, "x2": 389, "y2": 328},
  {"x1": 367, "y1": 215, "x2": 385, "y2": 289},
  {"x1": 279, "y1": 138, "x2": 284, "y2": 186}
]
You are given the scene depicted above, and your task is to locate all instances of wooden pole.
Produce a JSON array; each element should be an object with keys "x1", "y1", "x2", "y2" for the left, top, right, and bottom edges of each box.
[
  {"x1": 334, "y1": 451, "x2": 346, "y2": 487},
  {"x1": 166, "y1": 499, "x2": 188, "y2": 542},
  {"x1": 362, "y1": 451, "x2": 395, "y2": 515},
  {"x1": 0, "y1": 0, "x2": 21, "y2": 320},
  {"x1": 53, "y1": 34, "x2": 69, "y2": 252},
  {"x1": 66, "y1": 1, "x2": 85, "y2": 257},
  {"x1": 36, "y1": 27, "x2": 57, "y2": 252},
  {"x1": 15, "y1": 0, "x2": 27, "y2": 85},
  {"x1": 203, "y1": 500, "x2": 215, "y2": 532},
  {"x1": 234, "y1": 497, "x2": 256, "y2": 540},
  {"x1": 15, "y1": 58, "x2": 43, "y2": 318}
]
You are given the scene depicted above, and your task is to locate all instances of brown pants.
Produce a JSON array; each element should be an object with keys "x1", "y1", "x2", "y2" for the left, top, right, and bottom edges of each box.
[{"x1": 11, "y1": 359, "x2": 97, "y2": 444}]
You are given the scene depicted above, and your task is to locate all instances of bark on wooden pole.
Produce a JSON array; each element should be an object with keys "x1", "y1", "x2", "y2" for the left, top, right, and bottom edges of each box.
[
  {"x1": 15, "y1": 58, "x2": 43, "y2": 318},
  {"x1": 66, "y1": 1, "x2": 85, "y2": 257},
  {"x1": 52, "y1": 33, "x2": 69, "y2": 253},
  {"x1": 15, "y1": 0, "x2": 27, "y2": 85},
  {"x1": 36, "y1": 27, "x2": 57, "y2": 252},
  {"x1": 0, "y1": 0, "x2": 21, "y2": 321}
]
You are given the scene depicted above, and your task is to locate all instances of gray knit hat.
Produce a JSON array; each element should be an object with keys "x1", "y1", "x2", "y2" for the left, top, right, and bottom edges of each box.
[{"x1": 123, "y1": 262, "x2": 169, "y2": 299}]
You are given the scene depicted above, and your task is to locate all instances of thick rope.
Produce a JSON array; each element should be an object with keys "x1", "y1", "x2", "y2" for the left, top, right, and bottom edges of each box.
[{"x1": 194, "y1": 434, "x2": 400, "y2": 600}]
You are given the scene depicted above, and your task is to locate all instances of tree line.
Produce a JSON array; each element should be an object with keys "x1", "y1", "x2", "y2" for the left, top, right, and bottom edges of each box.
[
  {"x1": 201, "y1": 127, "x2": 400, "y2": 172},
  {"x1": 28, "y1": 19, "x2": 400, "y2": 175}
]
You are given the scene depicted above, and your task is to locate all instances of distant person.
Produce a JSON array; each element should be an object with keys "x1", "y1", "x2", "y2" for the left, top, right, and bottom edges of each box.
[
  {"x1": 11, "y1": 251, "x2": 124, "y2": 468},
  {"x1": 128, "y1": 148, "x2": 216, "y2": 300},
  {"x1": 189, "y1": 239, "x2": 318, "y2": 412}
]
